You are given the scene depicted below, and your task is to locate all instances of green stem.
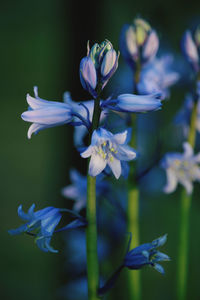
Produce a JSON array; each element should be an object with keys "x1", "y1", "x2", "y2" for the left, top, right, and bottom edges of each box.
[
  {"x1": 177, "y1": 190, "x2": 192, "y2": 300},
  {"x1": 177, "y1": 99, "x2": 198, "y2": 300},
  {"x1": 127, "y1": 64, "x2": 141, "y2": 300},
  {"x1": 86, "y1": 84, "x2": 102, "y2": 300}
]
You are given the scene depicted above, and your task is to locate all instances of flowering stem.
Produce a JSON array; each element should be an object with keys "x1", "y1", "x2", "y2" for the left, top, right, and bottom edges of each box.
[
  {"x1": 177, "y1": 100, "x2": 198, "y2": 300},
  {"x1": 86, "y1": 84, "x2": 102, "y2": 300},
  {"x1": 127, "y1": 64, "x2": 141, "y2": 300}
]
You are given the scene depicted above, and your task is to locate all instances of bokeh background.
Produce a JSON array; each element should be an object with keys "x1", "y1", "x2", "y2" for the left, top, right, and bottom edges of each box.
[{"x1": 1, "y1": 0, "x2": 200, "y2": 299}]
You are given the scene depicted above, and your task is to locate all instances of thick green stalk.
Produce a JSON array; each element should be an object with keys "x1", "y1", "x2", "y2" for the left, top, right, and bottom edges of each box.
[
  {"x1": 177, "y1": 100, "x2": 198, "y2": 300},
  {"x1": 86, "y1": 87, "x2": 102, "y2": 300},
  {"x1": 127, "y1": 64, "x2": 141, "y2": 300}
]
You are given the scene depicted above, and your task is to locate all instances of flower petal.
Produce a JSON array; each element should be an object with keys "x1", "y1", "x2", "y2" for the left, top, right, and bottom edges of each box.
[
  {"x1": 107, "y1": 157, "x2": 121, "y2": 179},
  {"x1": 89, "y1": 154, "x2": 107, "y2": 177}
]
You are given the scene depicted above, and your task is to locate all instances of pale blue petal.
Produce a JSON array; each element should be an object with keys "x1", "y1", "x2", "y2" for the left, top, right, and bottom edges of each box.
[
  {"x1": 89, "y1": 154, "x2": 107, "y2": 177},
  {"x1": 183, "y1": 31, "x2": 199, "y2": 64},
  {"x1": 107, "y1": 157, "x2": 121, "y2": 179},
  {"x1": 143, "y1": 30, "x2": 159, "y2": 61},
  {"x1": 183, "y1": 142, "x2": 193, "y2": 158},
  {"x1": 17, "y1": 205, "x2": 30, "y2": 220},
  {"x1": 81, "y1": 145, "x2": 93, "y2": 158},
  {"x1": 113, "y1": 130, "x2": 128, "y2": 144},
  {"x1": 152, "y1": 234, "x2": 167, "y2": 247},
  {"x1": 180, "y1": 178, "x2": 193, "y2": 195},
  {"x1": 116, "y1": 145, "x2": 137, "y2": 161},
  {"x1": 27, "y1": 123, "x2": 47, "y2": 139},
  {"x1": 153, "y1": 263, "x2": 165, "y2": 274},
  {"x1": 163, "y1": 169, "x2": 178, "y2": 194}
]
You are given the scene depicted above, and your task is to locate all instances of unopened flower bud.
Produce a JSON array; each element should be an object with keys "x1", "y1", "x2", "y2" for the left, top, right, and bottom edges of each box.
[
  {"x1": 79, "y1": 56, "x2": 97, "y2": 98},
  {"x1": 120, "y1": 17, "x2": 159, "y2": 69}
]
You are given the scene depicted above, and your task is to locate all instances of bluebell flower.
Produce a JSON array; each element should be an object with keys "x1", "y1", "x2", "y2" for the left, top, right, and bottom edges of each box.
[
  {"x1": 80, "y1": 40, "x2": 119, "y2": 96},
  {"x1": 81, "y1": 128, "x2": 137, "y2": 179},
  {"x1": 161, "y1": 142, "x2": 200, "y2": 194},
  {"x1": 61, "y1": 169, "x2": 110, "y2": 211},
  {"x1": 120, "y1": 18, "x2": 159, "y2": 69},
  {"x1": 182, "y1": 27, "x2": 200, "y2": 72},
  {"x1": 9, "y1": 204, "x2": 86, "y2": 253},
  {"x1": 21, "y1": 86, "x2": 73, "y2": 139},
  {"x1": 174, "y1": 92, "x2": 200, "y2": 137},
  {"x1": 63, "y1": 92, "x2": 107, "y2": 146},
  {"x1": 124, "y1": 234, "x2": 170, "y2": 274},
  {"x1": 99, "y1": 234, "x2": 170, "y2": 296},
  {"x1": 101, "y1": 93, "x2": 162, "y2": 113},
  {"x1": 137, "y1": 55, "x2": 180, "y2": 99}
]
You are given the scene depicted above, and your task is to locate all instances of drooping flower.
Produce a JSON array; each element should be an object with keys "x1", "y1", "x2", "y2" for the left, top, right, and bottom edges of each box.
[
  {"x1": 124, "y1": 234, "x2": 170, "y2": 274},
  {"x1": 81, "y1": 128, "x2": 137, "y2": 179},
  {"x1": 61, "y1": 169, "x2": 110, "y2": 211},
  {"x1": 161, "y1": 142, "x2": 200, "y2": 194},
  {"x1": 182, "y1": 26, "x2": 200, "y2": 72},
  {"x1": 21, "y1": 86, "x2": 73, "y2": 139},
  {"x1": 9, "y1": 204, "x2": 86, "y2": 253},
  {"x1": 80, "y1": 40, "x2": 119, "y2": 96},
  {"x1": 98, "y1": 234, "x2": 170, "y2": 296},
  {"x1": 101, "y1": 93, "x2": 162, "y2": 113},
  {"x1": 120, "y1": 17, "x2": 159, "y2": 69},
  {"x1": 137, "y1": 55, "x2": 180, "y2": 99}
]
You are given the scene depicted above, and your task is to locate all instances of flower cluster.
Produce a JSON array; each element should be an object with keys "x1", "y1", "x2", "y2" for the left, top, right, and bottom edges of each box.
[
  {"x1": 80, "y1": 40, "x2": 119, "y2": 97},
  {"x1": 120, "y1": 18, "x2": 159, "y2": 69}
]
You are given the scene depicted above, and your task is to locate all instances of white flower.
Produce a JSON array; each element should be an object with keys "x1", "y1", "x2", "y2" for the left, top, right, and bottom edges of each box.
[
  {"x1": 162, "y1": 142, "x2": 200, "y2": 194},
  {"x1": 81, "y1": 128, "x2": 137, "y2": 179}
]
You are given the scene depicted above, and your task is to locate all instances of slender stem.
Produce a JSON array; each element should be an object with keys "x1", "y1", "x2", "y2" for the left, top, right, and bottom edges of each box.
[
  {"x1": 127, "y1": 64, "x2": 141, "y2": 300},
  {"x1": 177, "y1": 99, "x2": 198, "y2": 300},
  {"x1": 177, "y1": 190, "x2": 192, "y2": 300},
  {"x1": 86, "y1": 84, "x2": 102, "y2": 300}
]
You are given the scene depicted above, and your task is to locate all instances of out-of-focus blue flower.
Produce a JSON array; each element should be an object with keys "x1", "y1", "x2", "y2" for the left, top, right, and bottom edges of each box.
[
  {"x1": 137, "y1": 55, "x2": 180, "y2": 99},
  {"x1": 9, "y1": 204, "x2": 86, "y2": 253},
  {"x1": 62, "y1": 277, "x2": 88, "y2": 300},
  {"x1": 81, "y1": 128, "x2": 137, "y2": 179},
  {"x1": 63, "y1": 92, "x2": 107, "y2": 146},
  {"x1": 161, "y1": 142, "x2": 200, "y2": 194},
  {"x1": 80, "y1": 40, "x2": 119, "y2": 96},
  {"x1": 124, "y1": 234, "x2": 170, "y2": 274},
  {"x1": 22, "y1": 86, "x2": 74, "y2": 139},
  {"x1": 120, "y1": 18, "x2": 159, "y2": 69},
  {"x1": 182, "y1": 27, "x2": 200, "y2": 72},
  {"x1": 174, "y1": 93, "x2": 200, "y2": 137},
  {"x1": 101, "y1": 93, "x2": 162, "y2": 113},
  {"x1": 61, "y1": 169, "x2": 110, "y2": 211}
]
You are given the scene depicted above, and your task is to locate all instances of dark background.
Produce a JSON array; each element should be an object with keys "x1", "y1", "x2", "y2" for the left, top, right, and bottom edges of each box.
[{"x1": 1, "y1": 0, "x2": 200, "y2": 299}]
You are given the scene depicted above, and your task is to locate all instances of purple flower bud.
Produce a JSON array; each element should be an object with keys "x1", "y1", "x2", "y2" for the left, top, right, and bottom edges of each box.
[
  {"x1": 120, "y1": 18, "x2": 159, "y2": 69},
  {"x1": 101, "y1": 49, "x2": 119, "y2": 87},
  {"x1": 79, "y1": 56, "x2": 97, "y2": 98}
]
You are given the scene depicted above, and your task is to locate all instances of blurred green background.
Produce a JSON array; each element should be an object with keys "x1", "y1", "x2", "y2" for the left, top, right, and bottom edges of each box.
[{"x1": 1, "y1": 0, "x2": 200, "y2": 299}]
